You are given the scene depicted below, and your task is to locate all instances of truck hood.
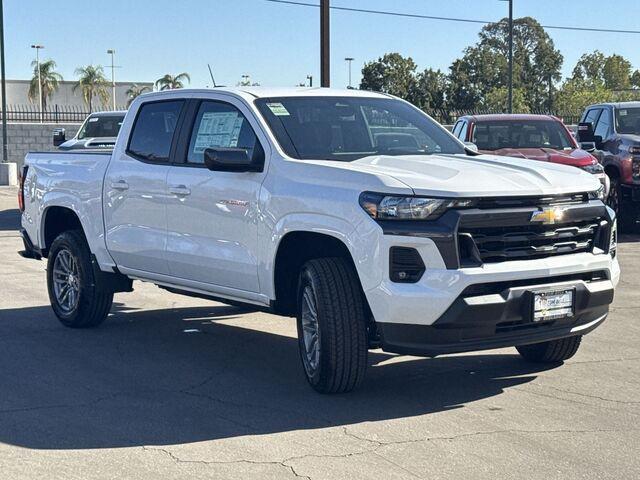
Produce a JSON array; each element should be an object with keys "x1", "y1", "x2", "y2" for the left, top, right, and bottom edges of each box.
[
  {"x1": 618, "y1": 133, "x2": 640, "y2": 145},
  {"x1": 309, "y1": 153, "x2": 601, "y2": 197},
  {"x1": 482, "y1": 147, "x2": 596, "y2": 168}
]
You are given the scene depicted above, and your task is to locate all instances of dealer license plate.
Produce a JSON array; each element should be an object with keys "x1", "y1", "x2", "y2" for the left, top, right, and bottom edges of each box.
[{"x1": 532, "y1": 289, "x2": 574, "y2": 322}]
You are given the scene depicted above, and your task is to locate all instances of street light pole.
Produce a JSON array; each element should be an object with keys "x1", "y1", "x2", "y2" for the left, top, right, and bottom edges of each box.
[
  {"x1": 31, "y1": 45, "x2": 44, "y2": 122},
  {"x1": 344, "y1": 57, "x2": 354, "y2": 88},
  {"x1": 107, "y1": 49, "x2": 116, "y2": 110},
  {"x1": 0, "y1": 0, "x2": 8, "y2": 162},
  {"x1": 320, "y1": 0, "x2": 330, "y2": 87},
  {"x1": 507, "y1": 0, "x2": 513, "y2": 113}
]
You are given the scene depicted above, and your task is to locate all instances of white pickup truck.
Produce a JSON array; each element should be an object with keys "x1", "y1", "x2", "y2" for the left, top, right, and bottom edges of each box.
[{"x1": 19, "y1": 87, "x2": 619, "y2": 393}]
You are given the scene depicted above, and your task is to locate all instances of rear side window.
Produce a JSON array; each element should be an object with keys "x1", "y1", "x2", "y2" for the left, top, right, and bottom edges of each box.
[
  {"x1": 127, "y1": 100, "x2": 184, "y2": 162},
  {"x1": 187, "y1": 101, "x2": 258, "y2": 164}
]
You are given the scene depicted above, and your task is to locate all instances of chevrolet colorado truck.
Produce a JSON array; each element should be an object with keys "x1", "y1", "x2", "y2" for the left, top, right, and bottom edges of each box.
[
  {"x1": 452, "y1": 114, "x2": 609, "y2": 195},
  {"x1": 577, "y1": 102, "x2": 640, "y2": 231},
  {"x1": 19, "y1": 88, "x2": 619, "y2": 393}
]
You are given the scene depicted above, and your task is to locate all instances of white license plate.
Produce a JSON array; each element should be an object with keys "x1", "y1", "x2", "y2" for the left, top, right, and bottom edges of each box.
[{"x1": 533, "y1": 289, "x2": 574, "y2": 322}]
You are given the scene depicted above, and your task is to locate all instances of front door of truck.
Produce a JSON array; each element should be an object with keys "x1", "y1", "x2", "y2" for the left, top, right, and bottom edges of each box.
[
  {"x1": 164, "y1": 97, "x2": 267, "y2": 293},
  {"x1": 104, "y1": 99, "x2": 185, "y2": 275}
]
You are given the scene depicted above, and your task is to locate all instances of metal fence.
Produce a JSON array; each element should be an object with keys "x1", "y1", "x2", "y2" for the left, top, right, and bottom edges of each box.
[
  {"x1": 424, "y1": 108, "x2": 584, "y2": 125},
  {"x1": 0, "y1": 104, "x2": 128, "y2": 123},
  {"x1": 0, "y1": 104, "x2": 584, "y2": 126}
]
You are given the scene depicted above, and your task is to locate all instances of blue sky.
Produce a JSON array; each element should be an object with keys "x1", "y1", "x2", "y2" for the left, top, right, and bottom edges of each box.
[{"x1": 5, "y1": 0, "x2": 640, "y2": 88}]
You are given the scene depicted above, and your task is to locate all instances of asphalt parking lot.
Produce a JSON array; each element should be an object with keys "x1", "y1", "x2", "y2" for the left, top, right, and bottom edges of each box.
[{"x1": 0, "y1": 186, "x2": 638, "y2": 480}]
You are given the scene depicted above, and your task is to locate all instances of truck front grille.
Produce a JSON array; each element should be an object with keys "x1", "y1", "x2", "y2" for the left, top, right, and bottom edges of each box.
[{"x1": 459, "y1": 220, "x2": 600, "y2": 264}]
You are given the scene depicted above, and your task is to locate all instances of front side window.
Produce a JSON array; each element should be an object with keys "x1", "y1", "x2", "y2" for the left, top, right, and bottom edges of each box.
[
  {"x1": 77, "y1": 114, "x2": 125, "y2": 139},
  {"x1": 459, "y1": 121, "x2": 468, "y2": 142},
  {"x1": 255, "y1": 96, "x2": 464, "y2": 161},
  {"x1": 615, "y1": 107, "x2": 640, "y2": 135},
  {"x1": 471, "y1": 120, "x2": 574, "y2": 151},
  {"x1": 583, "y1": 108, "x2": 601, "y2": 126},
  {"x1": 127, "y1": 100, "x2": 183, "y2": 162},
  {"x1": 594, "y1": 108, "x2": 612, "y2": 139},
  {"x1": 187, "y1": 101, "x2": 258, "y2": 164}
]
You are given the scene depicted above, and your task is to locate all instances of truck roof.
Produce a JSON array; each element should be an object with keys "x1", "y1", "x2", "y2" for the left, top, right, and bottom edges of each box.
[
  {"x1": 459, "y1": 113, "x2": 557, "y2": 122},
  {"x1": 585, "y1": 101, "x2": 640, "y2": 109},
  {"x1": 136, "y1": 87, "x2": 390, "y2": 103}
]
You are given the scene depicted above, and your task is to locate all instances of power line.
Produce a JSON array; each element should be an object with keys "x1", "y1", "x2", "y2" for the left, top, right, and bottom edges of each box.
[{"x1": 264, "y1": 0, "x2": 640, "y2": 35}]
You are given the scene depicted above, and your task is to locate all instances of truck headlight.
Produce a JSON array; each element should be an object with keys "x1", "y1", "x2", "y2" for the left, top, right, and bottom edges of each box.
[
  {"x1": 581, "y1": 162, "x2": 604, "y2": 175},
  {"x1": 610, "y1": 219, "x2": 617, "y2": 258},
  {"x1": 359, "y1": 192, "x2": 475, "y2": 221}
]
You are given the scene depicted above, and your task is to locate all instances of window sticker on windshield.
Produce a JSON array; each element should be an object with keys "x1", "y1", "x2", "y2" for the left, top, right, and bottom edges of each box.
[
  {"x1": 620, "y1": 110, "x2": 628, "y2": 116},
  {"x1": 88, "y1": 117, "x2": 99, "y2": 122},
  {"x1": 193, "y1": 111, "x2": 243, "y2": 153},
  {"x1": 266, "y1": 102, "x2": 290, "y2": 116}
]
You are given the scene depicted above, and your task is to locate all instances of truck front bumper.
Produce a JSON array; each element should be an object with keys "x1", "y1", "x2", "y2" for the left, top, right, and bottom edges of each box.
[{"x1": 376, "y1": 272, "x2": 613, "y2": 356}]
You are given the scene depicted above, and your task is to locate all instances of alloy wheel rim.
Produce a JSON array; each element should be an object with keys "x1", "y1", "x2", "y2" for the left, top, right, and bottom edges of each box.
[
  {"x1": 52, "y1": 249, "x2": 80, "y2": 313},
  {"x1": 300, "y1": 286, "x2": 320, "y2": 374}
]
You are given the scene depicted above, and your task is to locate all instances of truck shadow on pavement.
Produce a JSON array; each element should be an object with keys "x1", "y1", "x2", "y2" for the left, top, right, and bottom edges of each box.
[{"x1": 0, "y1": 302, "x2": 558, "y2": 450}]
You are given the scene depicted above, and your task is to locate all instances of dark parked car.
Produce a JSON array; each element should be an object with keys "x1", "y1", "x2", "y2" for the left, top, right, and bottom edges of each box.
[
  {"x1": 54, "y1": 111, "x2": 126, "y2": 150},
  {"x1": 577, "y1": 102, "x2": 640, "y2": 231}
]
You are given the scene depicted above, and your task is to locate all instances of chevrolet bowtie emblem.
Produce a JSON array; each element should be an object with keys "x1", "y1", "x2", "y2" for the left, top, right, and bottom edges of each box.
[{"x1": 530, "y1": 207, "x2": 566, "y2": 225}]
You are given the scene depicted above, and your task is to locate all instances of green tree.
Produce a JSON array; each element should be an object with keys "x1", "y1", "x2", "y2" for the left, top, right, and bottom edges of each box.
[
  {"x1": 571, "y1": 51, "x2": 607, "y2": 86},
  {"x1": 447, "y1": 16, "x2": 563, "y2": 111},
  {"x1": 73, "y1": 65, "x2": 110, "y2": 112},
  {"x1": 571, "y1": 51, "x2": 633, "y2": 90},
  {"x1": 360, "y1": 53, "x2": 418, "y2": 100},
  {"x1": 125, "y1": 84, "x2": 151, "y2": 107},
  {"x1": 410, "y1": 68, "x2": 447, "y2": 110},
  {"x1": 603, "y1": 54, "x2": 632, "y2": 90},
  {"x1": 155, "y1": 73, "x2": 191, "y2": 90},
  {"x1": 632, "y1": 70, "x2": 640, "y2": 89},
  {"x1": 28, "y1": 59, "x2": 63, "y2": 111}
]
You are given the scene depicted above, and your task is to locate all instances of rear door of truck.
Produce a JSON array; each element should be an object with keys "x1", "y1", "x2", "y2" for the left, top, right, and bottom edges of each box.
[{"x1": 103, "y1": 99, "x2": 186, "y2": 275}]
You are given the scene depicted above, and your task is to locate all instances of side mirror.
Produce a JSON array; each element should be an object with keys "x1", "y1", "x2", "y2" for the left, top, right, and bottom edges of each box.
[
  {"x1": 577, "y1": 122, "x2": 595, "y2": 143},
  {"x1": 53, "y1": 128, "x2": 66, "y2": 147},
  {"x1": 204, "y1": 145, "x2": 264, "y2": 172},
  {"x1": 593, "y1": 135, "x2": 604, "y2": 149},
  {"x1": 579, "y1": 141, "x2": 596, "y2": 152},
  {"x1": 464, "y1": 141, "x2": 478, "y2": 153}
]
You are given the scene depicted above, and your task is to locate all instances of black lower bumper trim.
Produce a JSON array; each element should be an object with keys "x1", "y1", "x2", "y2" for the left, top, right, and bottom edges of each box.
[{"x1": 378, "y1": 278, "x2": 613, "y2": 357}]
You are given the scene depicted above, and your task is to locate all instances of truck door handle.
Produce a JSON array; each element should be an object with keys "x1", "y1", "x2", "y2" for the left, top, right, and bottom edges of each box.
[
  {"x1": 110, "y1": 180, "x2": 129, "y2": 191},
  {"x1": 169, "y1": 185, "x2": 191, "y2": 196}
]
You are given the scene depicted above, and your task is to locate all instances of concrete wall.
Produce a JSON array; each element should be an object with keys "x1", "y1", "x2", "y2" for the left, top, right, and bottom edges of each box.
[
  {"x1": 1, "y1": 123, "x2": 81, "y2": 169},
  {"x1": 0, "y1": 79, "x2": 153, "y2": 110}
]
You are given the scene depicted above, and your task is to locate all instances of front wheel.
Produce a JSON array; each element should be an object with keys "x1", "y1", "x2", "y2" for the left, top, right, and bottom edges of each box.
[
  {"x1": 296, "y1": 257, "x2": 368, "y2": 393},
  {"x1": 516, "y1": 336, "x2": 582, "y2": 363},
  {"x1": 47, "y1": 230, "x2": 113, "y2": 328}
]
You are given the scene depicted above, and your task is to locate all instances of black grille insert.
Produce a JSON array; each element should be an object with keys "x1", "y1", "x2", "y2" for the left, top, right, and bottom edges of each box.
[{"x1": 460, "y1": 220, "x2": 600, "y2": 264}]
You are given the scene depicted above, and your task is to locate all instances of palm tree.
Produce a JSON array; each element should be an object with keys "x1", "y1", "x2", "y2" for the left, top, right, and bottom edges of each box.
[
  {"x1": 125, "y1": 84, "x2": 151, "y2": 106},
  {"x1": 155, "y1": 73, "x2": 190, "y2": 91},
  {"x1": 73, "y1": 65, "x2": 110, "y2": 112},
  {"x1": 28, "y1": 59, "x2": 63, "y2": 111}
]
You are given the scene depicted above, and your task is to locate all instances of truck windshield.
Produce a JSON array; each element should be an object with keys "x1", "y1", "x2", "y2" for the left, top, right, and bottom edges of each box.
[
  {"x1": 77, "y1": 114, "x2": 125, "y2": 139},
  {"x1": 255, "y1": 97, "x2": 464, "y2": 161},
  {"x1": 615, "y1": 107, "x2": 640, "y2": 134},
  {"x1": 472, "y1": 120, "x2": 575, "y2": 151}
]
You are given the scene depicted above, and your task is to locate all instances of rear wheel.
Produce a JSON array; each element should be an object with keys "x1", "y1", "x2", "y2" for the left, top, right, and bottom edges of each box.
[
  {"x1": 47, "y1": 230, "x2": 113, "y2": 328},
  {"x1": 516, "y1": 336, "x2": 582, "y2": 363},
  {"x1": 296, "y1": 257, "x2": 368, "y2": 393}
]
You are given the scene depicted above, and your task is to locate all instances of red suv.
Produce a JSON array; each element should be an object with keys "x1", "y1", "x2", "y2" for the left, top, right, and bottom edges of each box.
[{"x1": 452, "y1": 114, "x2": 609, "y2": 194}]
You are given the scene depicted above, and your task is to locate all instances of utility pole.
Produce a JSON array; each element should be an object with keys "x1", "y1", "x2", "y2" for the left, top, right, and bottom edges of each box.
[
  {"x1": 0, "y1": 0, "x2": 8, "y2": 162},
  {"x1": 507, "y1": 0, "x2": 513, "y2": 113},
  {"x1": 344, "y1": 57, "x2": 354, "y2": 88},
  {"x1": 31, "y1": 44, "x2": 44, "y2": 122},
  {"x1": 320, "y1": 0, "x2": 330, "y2": 87},
  {"x1": 107, "y1": 49, "x2": 116, "y2": 110}
]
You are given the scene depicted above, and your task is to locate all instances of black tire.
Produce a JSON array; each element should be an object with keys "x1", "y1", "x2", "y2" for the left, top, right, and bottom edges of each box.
[
  {"x1": 47, "y1": 230, "x2": 113, "y2": 328},
  {"x1": 516, "y1": 336, "x2": 582, "y2": 363},
  {"x1": 296, "y1": 257, "x2": 368, "y2": 394},
  {"x1": 608, "y1": 176, "x2": 638, "y2": 233}
]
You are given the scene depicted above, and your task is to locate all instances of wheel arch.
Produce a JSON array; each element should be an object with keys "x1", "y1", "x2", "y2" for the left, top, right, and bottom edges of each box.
[{"x1": 41, "y1": 206, "x2": 84, "y2": 256}]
